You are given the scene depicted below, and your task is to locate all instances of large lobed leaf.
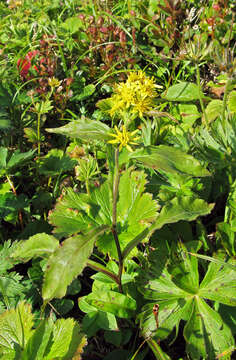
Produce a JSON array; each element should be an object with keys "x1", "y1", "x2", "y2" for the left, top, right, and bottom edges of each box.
[
  {"x1": 97, "y1": 169, "x2": 159, "y2": 258},
  {"x1": 184, "y1": 297, "x2": 235, "y2": 360},
  {"x1": 138, "y1": 242, "x2": 235, "y2": 358},
  {"x1": 0, "y1": 302, "x2": 34, "y2": 357},
  {"x1": 152, "y1": 196, "x2": 214, "y2": 231},
  {"x1": 0, "y1": 301, "x2": 87, "y2": 360}
]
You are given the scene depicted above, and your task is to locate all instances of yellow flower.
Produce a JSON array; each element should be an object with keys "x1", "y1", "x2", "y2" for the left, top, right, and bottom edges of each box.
[
  {"x1": 109, "y1": 70, "x2": 161, "y2": 118},
  {"x1": 108, "y1": 125, "x2": 140, "y2": 152},
  {"x1": 48, "y1": 77, "x2": 61, "y2": 88}
]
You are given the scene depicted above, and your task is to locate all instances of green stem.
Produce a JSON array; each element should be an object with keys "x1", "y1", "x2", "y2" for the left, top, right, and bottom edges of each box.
[
  {"x1": 37, "y1": 112, "x2": 41, "y2": 156},
  {"x1": 87, "y1": 259, "x2": 119, "y2": 284},
  {"x1": 222, "y1": 77, "x2": 233, "y2": 126},
  {"x1": 6, "y1": 174, "x2": 23, "y2": 229},
  {"x1": 85, "y1": 179, "x2": 90, "y2": 196},
  {"x1": 196, "y1": 63, "x2": 208, "y2": 127},
  {"x1": 112, "y1": 148, "x2": 123, "y2": 293}
]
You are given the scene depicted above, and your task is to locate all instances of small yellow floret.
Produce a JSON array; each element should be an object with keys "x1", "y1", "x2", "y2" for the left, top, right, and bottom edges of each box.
[
  {"x1": 108, "y1": 125, "x2": 140, "y2": 152},
  {"x1": 109, "y1": 70, "x2": 159, "y2": 118}
]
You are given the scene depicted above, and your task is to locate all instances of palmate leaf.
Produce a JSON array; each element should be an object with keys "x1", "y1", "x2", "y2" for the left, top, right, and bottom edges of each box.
[
  {"x1": 0, "y1": 302, "x2": 87, "y2": 360},
  {"x1": 49, "y1": 186, "x2": 110, "y2": 237},
  {"x1": 42, "y1": 226, "x2": 108, "y2": 301},
  {"x1": 138, "y1": 242, "x2": 235, "y2": 359},
  {"x1": 199, "y1": 257, "x2": 236, "y2": 306},
  {"x1": 38, "y1": 149, "x2": 77, "y2": 176},
  {"x1": 0, "y1": 302, "x2": 34, "y2": 357},
  {"x1": 130, "y1": 145, "x2": 210, "y2": 177},
  {"x1": 49, "y1": 169, "x2": 159, "y2": 258},
  {"x1": 122, "y1": 197, "x2": 213, "y2": 259},
  {"x1": 97, "y1": 169, "x2": 159, "y2": 258},
  {"x1": 184, "y1": 297, "x2": 234, "y2": 360}
]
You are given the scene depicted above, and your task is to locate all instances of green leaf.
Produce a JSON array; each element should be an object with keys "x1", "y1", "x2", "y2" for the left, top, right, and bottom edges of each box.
[
  {"x1": 130, "y1": 145, "x2": 210, "y2": 177},
  {"x1": 48, "y1": 187, "x2": 107, "y2": 237},
  {"x1": 82, "y1": 311, "x2": 118, "y2": 336},
  {"x1": 22, "y1": 316, "x2": 87, "y2": 360},
  {"x1": 42, "y1": 226, "x2": 108, "y2": 301},
  {"x1": 199, "y1": 258, "x2": 236, "y2": 306},
  {"x1": 216, "y1": 222, "x2": 236, "y2": 256},
  {"x1": 85, "y1": 290, "x2": 136, "y2": 319},
  {"x1": 0, "y1": 147, "x2": 8, "y2": 171},
  {"x1": 38, "y1": 149, "x2": 77, "y2": 176},
  {"x1": 205, "y1": 99, "x2": 223, "y2": 122},
  {"x1": 228, "y1": 90, "x2": 236, "y2": 113},
  {"x1": 22, "y1": 318, "x2": 54, "y2": 360},
  {"x1": 43, "y1": 318, "x2": 85, "y2": 360},
  {"x1": 11, "y1": 233, "x2": 59, "y2": 262},
  {"x1": 35, "y1": 99, "x2": 53, "y2": 114},
  {"x1": 62, "y1": 16, "x2": 83, "y2": 33},
  {"x1": 46, "y1": 118, "x2": 111, "y2": 142},
  {"x1": 163, "y1": 82, "x2": 202, "y2": 102},
  {"x1": 0, "y1": 301, "x2": 34, "y2": 356},
  {"x1": 73, "y1": 84, "x2": 96, "y2": 101},
  {"x1": 184, "y1": 297, "x2": 234, "y2": 360},
  {"x1": 178, "y1": 104, "x2": 201, "y2": 125},
  {"x1": 0, "y1": 148, "x2": 35, "y2": 176},
  {"x1": 152, "y1": 197, "x2": 214, "y2": 231},
  {"x1": 169, "y1": 241, "x2": 200, "y2": 294},
  {"x1": 97, "y1": 169, "x2": 159, "y2": 258},
  {"x1": 139, "y1": 299, "x2": 190, "y2": 340}
]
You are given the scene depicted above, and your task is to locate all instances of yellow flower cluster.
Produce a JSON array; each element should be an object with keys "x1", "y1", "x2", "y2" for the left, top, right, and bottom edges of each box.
[
  {"x1": 108, "y1": 125, "x2": 140, "y2": 152},
  {"x1": 109, "y1": 70, "x2": 159, "y2": 118}
]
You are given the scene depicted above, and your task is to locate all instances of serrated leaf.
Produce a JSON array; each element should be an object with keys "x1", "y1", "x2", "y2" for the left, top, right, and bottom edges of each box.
[
  {"x1": 152, "y1": 197, "x2": 214, "y2": 231},
  {"x1": 130, "y1": 145, "x2": 210, "y2": 177},
  {"x1": 73, "y1": 84, "x2": 95, "y2": 101},
  {"x1": 6, "y1": 149, "x2": 35, "y2": 172},
  {"x1": 205, "y1": 99, "x2": 223, "y2": 122},
  {"x1": 49, "y1": 188, "x2": 101, "y2": 237},
  {"x1": 11, "y1": 233, "x2": 59, "y2": 262},
  {"x1": 97, "y1": 169, "x2": 159, "y2": 258},
  {"x1": 42, "y1": 226, "x2": 108, "y2": 301},
  {"x1": 228, "y1": 90, "x2": 236, "y2": 113},
  {"x1": 184, "y1": 297, "x2": 234, "y2": 360},
  {"x1": 38, "y1": 149, "x2": 77, "y2": 176},
  {"x1": 199, "y1": 258, "x2": 236, "y2": 306},
  {"x1": 22, "y1": 318, "x2": 54, "y2": 360},
  {"x1": 44, "y1": 318, "x2": 85, "y2": 360},
  {"x1": 46, "y1": 118, "x2": 111, "y2": 142},
  {"x1": 139, "y1": 299, "x2": 190, "y2": 340},
  {"x1": 0, "y1": 301, "x2": 34, "y2": 354},
  {"x1": 163, "y1": 82, "x2": 202, "y2": 102},
  {"x1": 85, "y1": 290, "x2": 136, "y2": 318}
]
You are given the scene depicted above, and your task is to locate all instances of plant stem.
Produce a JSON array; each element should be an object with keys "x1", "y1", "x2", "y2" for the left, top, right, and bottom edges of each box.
[
  {"x1": 112, "y1": 148, "x2": 123, "y2": 293},
  {"x1": 85, "y1": 179, "x2": 90, "y2": 196},
  {"x1": 6, "y1": 174, "x2": 23, "y2": 229},
  {"x1": 196, "y1": 63, "x2": 208, "y2": 127},
  {"x1": 222, "y1": 77, "x2": 233, "y2": 127},
  {"x1": 37, "y1": 112, "x2": 41, "y2": 156}
]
